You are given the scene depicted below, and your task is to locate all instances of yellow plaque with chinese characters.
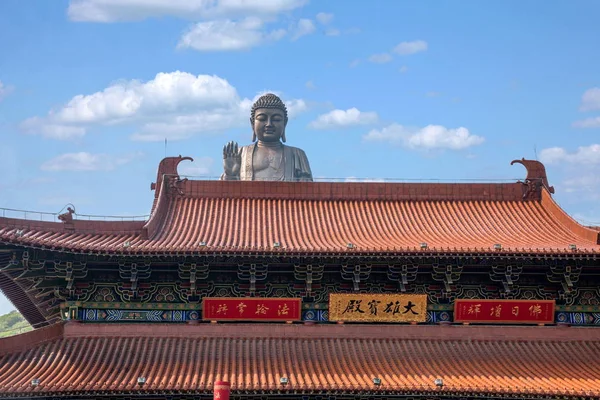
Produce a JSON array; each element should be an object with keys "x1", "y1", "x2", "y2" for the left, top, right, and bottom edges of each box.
[{"x1": 329, "y1": 294, "x2": 427, "y2": 323}]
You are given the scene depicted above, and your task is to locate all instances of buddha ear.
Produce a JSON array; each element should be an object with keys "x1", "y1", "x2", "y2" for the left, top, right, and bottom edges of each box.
[
  {"x1": 281, "y1": 118, "x2": 287, "y2": 142},
  {"x1": 250, "y1": 117, "x2": 257, "y2": 142}
]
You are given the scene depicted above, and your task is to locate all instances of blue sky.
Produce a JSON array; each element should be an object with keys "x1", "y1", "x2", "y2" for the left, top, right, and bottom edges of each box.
[{"x1": 1, "y1": 0, "x2": 600, "y2": 315}]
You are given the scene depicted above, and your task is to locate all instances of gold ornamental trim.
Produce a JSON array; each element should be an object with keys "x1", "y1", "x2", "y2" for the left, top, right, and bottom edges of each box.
[{"x1": 329, "y1": 294, "x2": 427, "y2": 323}]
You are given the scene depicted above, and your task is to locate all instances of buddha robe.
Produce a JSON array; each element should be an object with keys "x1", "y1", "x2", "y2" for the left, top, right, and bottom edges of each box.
[{"x1": 222, "y1": 143, "x2": 313, "y2": 182}]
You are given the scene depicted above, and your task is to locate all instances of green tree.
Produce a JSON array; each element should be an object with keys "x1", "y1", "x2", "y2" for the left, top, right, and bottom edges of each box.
[{"x1": 0, "y1": 310, "x2": 32, "y2": 338}]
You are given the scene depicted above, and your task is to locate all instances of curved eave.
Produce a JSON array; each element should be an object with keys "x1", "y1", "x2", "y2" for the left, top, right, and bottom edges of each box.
[
  {"x1": 0, "y1": 253, "x2": 50, "y2": 327},
  {"x1": 1, "y1": 239, "x2": 599, "y2": 259},
  {"x1": 1, "y1": 182, "x2": 599, "y2": 258},
  {"x1": 1, "y1": 323, "x2": 600, "y2": 398}
]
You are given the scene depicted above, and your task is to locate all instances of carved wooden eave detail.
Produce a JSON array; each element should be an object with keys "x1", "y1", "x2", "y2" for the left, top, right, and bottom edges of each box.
[
  {"x1": 490, "y1": 264, "x2": 523, "y2": 294},
  {"x1": 387, "y1": 263, "x2": 418, "y2": 292},
  {"x1": 54, "y1": 261, "x2": 87, "y2": 291},
  {"x1": 178, "y1": 262, "x2": 209, "y2": 298},
  {"x1": 546, "y1": 262, "x2": 582, "y2": 296},
  {"x1": 237, "y1": 263, "x2": 268, "y2": 295},
  {"x1": 119, "y1": 262, "x2": 151, "y2": 297},
  {"x1": 294, "y1": 264, "x2": 324, "y2": 297},
  {"x1": 431, "y1": 263, "x2": 463, "y2": 294},
  {"x1": 341, "y1": 264, "x2": 371, "y2": 291},
  {"x1": 14, "y1": 258, "x2": 45, "y2": 280}
]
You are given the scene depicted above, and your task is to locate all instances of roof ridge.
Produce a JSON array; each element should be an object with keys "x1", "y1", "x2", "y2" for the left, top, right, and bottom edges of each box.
[
  {"x1": 0, "y1": 322, "x2": 64, "y2": 355},
  {"x1": 63, "y1": 334, "x2": 600, "y2": 343},
  {"x1": 61, "y1": 323, "x2": 600, "y2": 342},
  {"x1": 176, "y1": 180, "x2": 528, "y2": 203}
]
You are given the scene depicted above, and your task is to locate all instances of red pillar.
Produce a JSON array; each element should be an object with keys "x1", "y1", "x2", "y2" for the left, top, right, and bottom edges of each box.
[{"x1": 214, "y1": 381, "x2": 230, "y2": 400}]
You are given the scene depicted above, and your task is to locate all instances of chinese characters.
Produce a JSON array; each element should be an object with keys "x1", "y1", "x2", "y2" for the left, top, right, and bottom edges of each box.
[
  {"x1": 454, "y1": 300, "x2": 554, "y2": 324},
  {"x1": 203, "y1": 298, "x2": 301, "y2": 321},
  {"x1": 331, "y1": 294, "x2": 427, "y2": 323}
]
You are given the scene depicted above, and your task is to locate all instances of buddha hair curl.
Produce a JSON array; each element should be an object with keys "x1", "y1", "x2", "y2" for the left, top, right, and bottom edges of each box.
[{"x1": 250, "y1": 93, "x2": 288, "y2": 142}]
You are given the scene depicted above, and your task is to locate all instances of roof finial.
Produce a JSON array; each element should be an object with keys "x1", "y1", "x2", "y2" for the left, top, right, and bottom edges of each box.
[{"x1": 511, "y1": 158, "x2": 555, "y2": 198}]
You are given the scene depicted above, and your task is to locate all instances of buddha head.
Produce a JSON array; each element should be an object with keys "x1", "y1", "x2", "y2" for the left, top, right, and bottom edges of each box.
[{"x1": 250, "y1": 93, "x2": 288, "y2": 143}]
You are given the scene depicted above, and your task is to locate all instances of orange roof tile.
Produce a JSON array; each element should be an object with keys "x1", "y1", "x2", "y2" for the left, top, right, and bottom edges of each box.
[
  {"x1": 0, "y1": 179, "x2": 598, "y2": 255},
  {"x1": 1, "y1": 322, "x2": 599, "y2": 398}
]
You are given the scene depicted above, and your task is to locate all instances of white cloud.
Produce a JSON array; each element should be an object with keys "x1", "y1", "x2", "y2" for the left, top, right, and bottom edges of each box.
[
  {"x1": 178, "y1": 17, "x2": 285, "y2": 51},
  {"x1": 579, "y1": 88, "x2": 600, "y2": 112},
  {"x1": 68, "y1": 0, "x2": 314, "y2": 52},
  {"x1": 291, "y1": 18, "x2": 316, "y2": 40},
  {"x1": 539, "y1": 144, "x2": 600, "y2": 165},
  {"x1": 349, "y1": 59, "x2": 360, "y2": 68},
  {"x1": 572, "y1": 117, "x2": 600, "y2": 128},
  {"x1": 364, "y1": 123, "x2": 484, "y2": 150},
  {"x1": 178, "y1": 156, "x2": 215, "y2": 177},
  {"x1": 129, "y1": 110, "x2": 247, "y2": 141},
  {"x1": 393, "y1": 40, "x2": 428, "y2": 55},
  {"x1": 426, "y1": 91, "x2": 441, "y2": 98},
  {"x1": 309, "y1": 108, "x2": 379, "y2": 129},
  {"x1": 316, "y1": 12, "x2": 333, "y2": 25},
  {"x1": 540, "y1": 144, "x2": 600, "y2": 207},
  {"x1": 0, "y1": 80, "x2": 13, "y2": 101},
  {"x1": 40, "y1": 152, "x2": 141, "y2": 172},
  {"x1": 314, "y1": 13, "x2": 348, "y2": 36},
  {"x1": 68, "y1": 0, "x2": 309, "y2": 22},
  {"x1": 305, "y1": 80, "x2": 316, "y2": 90},
  {"x1": 563, "y1": 174, "x2": 600, "y2": 196},
  {"x1": 21, "y1": 71, "x2": 308, "y2": 142},
  {"x1": 345, "y1": 27, "x2": 361, "y2": 35},
  {"x1": 368, "y1": 53, "x2": 392, "y2": 64},
  {"x1": 399, "y1": 66, "x2": 409, "y2": 73},
  {"x1": 20, "y1": 118, "x2": 87, "y2": 140}
]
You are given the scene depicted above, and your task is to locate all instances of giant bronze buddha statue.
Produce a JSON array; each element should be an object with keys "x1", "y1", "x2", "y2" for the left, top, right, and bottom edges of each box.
[{"x1": 221, "y1": 93, "x2": 313, "y2": 182}]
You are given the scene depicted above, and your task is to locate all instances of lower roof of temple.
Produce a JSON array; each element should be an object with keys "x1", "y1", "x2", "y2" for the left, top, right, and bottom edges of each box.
[{"x1": 1, "y1": 323, "x2": 599, "y2": 398}]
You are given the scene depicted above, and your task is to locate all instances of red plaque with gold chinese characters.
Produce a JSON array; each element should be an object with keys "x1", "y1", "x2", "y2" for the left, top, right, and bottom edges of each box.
[
  {"x1": 454, "y1": 299, "x2": 555, "y2": 324},
  {"x1": 202, "y1": 297, "x2": 302, "y2": 321}
]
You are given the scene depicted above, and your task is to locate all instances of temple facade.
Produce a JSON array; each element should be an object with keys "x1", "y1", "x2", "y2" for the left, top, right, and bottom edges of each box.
[{"x1": 1, "y1": 156, "x2": 599, "y2": 400}]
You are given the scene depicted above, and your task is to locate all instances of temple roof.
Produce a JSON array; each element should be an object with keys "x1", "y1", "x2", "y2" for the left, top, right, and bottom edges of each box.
[
  {"x1": 1, "y1": 322, "x2": 599, "y2": 398},
  {"x1": 0, "y1": 174, "x2": 599, "y2": 257},
  {"x1": 0, "y1": 157, "x2": 598, "y2": 256}
]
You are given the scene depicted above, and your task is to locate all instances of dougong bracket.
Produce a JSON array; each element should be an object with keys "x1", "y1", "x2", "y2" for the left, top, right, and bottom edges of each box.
[
  {"x1": 119, "y1": 262, "x2": 152, "y2": 297},
  {"x1": 238, "y1": 263, "x2": 268, "y2": 295},
  {"x1": 341, "y1": 264, "x2": 371, "y2": 292},
  {"x1": 178, "y1": 262, "x2": 209, "y2": 298},
  {"x1": 490, "y1": 264, "x2": 523, "y2": 295},
  {"x1": 54, "y1": 261, "x2": 87, "y2": 291},
  {"x1": 294, "y1": 264, "x2": 324, "y2": 297},
  {"x1": 387, "y1": 264, "x2": 418, "y2": 292},
  {"x1": 546, "y1": 263, "x2": 582, "y2": 296},
  {"x1": 432, "y1": 264, "x2": 463, "y2": 294}
]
